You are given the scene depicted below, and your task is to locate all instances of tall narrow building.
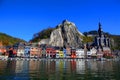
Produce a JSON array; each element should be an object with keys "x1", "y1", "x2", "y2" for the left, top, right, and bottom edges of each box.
[{"x1": 94, "y1": 22, "x2": 110, "y2": 51}]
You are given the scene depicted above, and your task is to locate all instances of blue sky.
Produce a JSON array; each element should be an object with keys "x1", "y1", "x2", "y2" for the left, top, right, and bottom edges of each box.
[{"x1": 0, "y1": 0, "x2": 120, "y2": 41}]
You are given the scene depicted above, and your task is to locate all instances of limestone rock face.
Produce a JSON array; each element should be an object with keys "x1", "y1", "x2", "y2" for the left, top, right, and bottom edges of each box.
[
  {"x1": 38, "y1": 39, "x2": 50, "y2": 45},
  {"x1": 49, "y1": 28, "x2": 63, "y2": 47},
  {"x1": 49, "y1": 20, "x2": 83, "y2": 48}
]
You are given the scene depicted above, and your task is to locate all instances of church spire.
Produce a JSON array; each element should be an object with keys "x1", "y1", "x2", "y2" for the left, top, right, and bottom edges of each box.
[
  {"x1": 98, "y1": 22, "x2": 103, "y2": 37},
  {"x1": 99, "y1": 22, "x2": 102, "y2": 28}
]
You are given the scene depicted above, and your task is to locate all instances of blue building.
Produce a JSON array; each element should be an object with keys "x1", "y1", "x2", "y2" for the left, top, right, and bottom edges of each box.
[{"x1": 24, "y1": 46, "x2": 31, "y2": 57}]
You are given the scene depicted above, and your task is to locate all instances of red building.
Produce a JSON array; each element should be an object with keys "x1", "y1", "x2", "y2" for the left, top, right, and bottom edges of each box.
[
  {"x1": 46, "y1": 48, "x2": 56, "y2": 58},
  {"x1": 71, "y1": 49, "x2": 76, "y2": 58}
]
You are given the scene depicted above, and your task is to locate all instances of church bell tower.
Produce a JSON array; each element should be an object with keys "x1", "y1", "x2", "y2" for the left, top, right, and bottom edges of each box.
[{"x1": 98, "y1": 22, "x2": 104, "y2": 37}]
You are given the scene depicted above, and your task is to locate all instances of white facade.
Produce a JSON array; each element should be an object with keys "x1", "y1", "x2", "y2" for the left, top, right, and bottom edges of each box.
[
  {"x1": 76, "y1": 49, "x2": 85, "y2": 58},
  {"x1": 90, "y1": 47, "x2": 97, "y2": 56},
  {"x1": 17, "y1": 47, "x2": 25, "y2": 57},
  {"x1": 87, "y1": 51, "x2": 92, "y2": 57}
]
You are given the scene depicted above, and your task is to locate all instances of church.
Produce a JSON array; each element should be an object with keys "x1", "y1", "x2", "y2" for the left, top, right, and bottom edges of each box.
[{"x1": 94, "y1": 22, "x2": 111, "y2": 53}]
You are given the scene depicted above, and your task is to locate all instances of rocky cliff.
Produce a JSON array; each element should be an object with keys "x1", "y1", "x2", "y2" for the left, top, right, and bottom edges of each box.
[{"x1": 49, "y1": 20, "x2": 83, "y2": 48}]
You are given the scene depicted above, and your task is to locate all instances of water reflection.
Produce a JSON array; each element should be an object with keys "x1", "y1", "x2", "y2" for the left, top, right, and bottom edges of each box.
[
  {"x1": 0, "y1": 59, "x2": 120, "y2": 80},
  {"x1": 76, "y1": 60, "x2": 85, "y2": 74}
]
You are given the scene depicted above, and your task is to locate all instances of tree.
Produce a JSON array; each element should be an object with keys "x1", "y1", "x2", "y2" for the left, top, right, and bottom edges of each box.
[
  {"x1": 31, "y1": 27, "x2": 55, "y2": 42},
  {"x1": 82, "y1": 36, "x2": 94, "y2": 44}
]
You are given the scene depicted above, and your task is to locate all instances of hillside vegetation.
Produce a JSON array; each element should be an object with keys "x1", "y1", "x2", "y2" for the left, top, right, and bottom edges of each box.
[
  {"x1": 30, "y1": 27, "x2": 55, "y2": 42},
  {"x1": 0, "y1": 32, "x2": 26, "y2": 46},
  {"x1": 110, "y1": 35, "x2": 120, "y2": 50}
]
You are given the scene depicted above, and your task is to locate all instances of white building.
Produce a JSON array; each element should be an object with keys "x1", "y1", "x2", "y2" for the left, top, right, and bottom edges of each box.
[
  {"x1": 90, "y1": 47, "x2": 97, "y2": 57},
  {"x1": 17, "y1": 47, "x2": 25, "y2": 57},
  {"x1": 76, "y1": 49, "x2": 85, "y2": 58}
]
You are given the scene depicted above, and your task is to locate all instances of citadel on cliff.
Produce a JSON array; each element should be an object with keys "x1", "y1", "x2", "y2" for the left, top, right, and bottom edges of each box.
[{"x1": 39, "y1": 20, "x2": 111, "y2": 51}]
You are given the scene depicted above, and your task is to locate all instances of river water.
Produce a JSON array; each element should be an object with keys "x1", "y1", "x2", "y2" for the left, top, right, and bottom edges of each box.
[{"x1": 0, "y1": 59, "x2": 120, "y2": 80}]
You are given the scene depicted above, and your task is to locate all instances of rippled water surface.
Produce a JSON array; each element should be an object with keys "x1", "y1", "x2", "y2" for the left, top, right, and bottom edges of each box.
[{"x1": 0, "y1": 59, "x2": 120, "y2": 80}]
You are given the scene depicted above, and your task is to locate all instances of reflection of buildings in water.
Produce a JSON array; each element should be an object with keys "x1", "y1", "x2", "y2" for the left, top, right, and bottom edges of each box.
[
  {"x1": 96, "y1": 61, "x2": 104, "y2": 71},
  {"x1": 15, "y1": 61, "x2": 29, "y2": 74},
  {"x1": 37, "y1": 60, "x2": 48, "y2": 79},
  {"x1": 70, "y1": 60, "x2": 76, "y2": 72},
  {"x1": 56, "y1": 60, "x2": 65, "y2": 72},
  {"x1": 29, "y1": 61, "x2": 42, "y2": 78},
  {"x1": 0, "y1": 60, "x2": 115, "y2": 80},
  {"x1": 102, "y1": 61, "x2": 113, "y2": 72},
  {"x1": 0, "y1": 60, "x2": 17, "y2": 79},
  {"x1": 6, "y1": 60, "x2": 16, "y2": 74},
  {"x1": 14, "y1": 61, "x2": 29, "y2": 80},
  {"x1": 15, "y1": 61, "x2": 24, "y2": 73},
  {"x1": 86, "y1": 60, "x2": 113, "y2": 72},
  {"x1": 15, "y1": 60, "x2": 29, "y2": 79},
  {"x1": 86, "y1": 60, "x2": 105, "y2": 72},
  {"x1": 55, "y1": 60, "x2": 71, "y2": 80},
  {"x1": 45, "y1": 61, "x2": 56, "y2": 80},
  {"x1": 29, "y1": 61, "x2": 41, "y2": 71},
  {"x1": 29, "y1": 60, "x2": 56, "y2": 79},
  {"x1": 46, "y1": 61, "x2": 55, "y2": 73},
  {"x1": 55, "y1": 60, "x2": 70, "y2": 80},
  {"x1": 56, "y1": 60, "x2": 71, "y2": 72},
  {"x1": 0, "y1": 61, "x2": 8, "y2": 76},
  {"x1": 76, "y1": 60, "x2": 85, "y2": 74},
  {"x1": 0, "y1": 61, "x2": 7, "y2": 71},
  {"x1": 59, "y1": 61, "x2": 64, "y2": 71},
  {"x1": 87, "y1": 61, "x2": 99, "y2": 71}
]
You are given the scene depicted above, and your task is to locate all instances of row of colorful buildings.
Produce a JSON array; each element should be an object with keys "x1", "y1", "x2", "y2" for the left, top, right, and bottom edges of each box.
[{"x1": 0, "y1": 42, "x2": 113, "y2": 59}]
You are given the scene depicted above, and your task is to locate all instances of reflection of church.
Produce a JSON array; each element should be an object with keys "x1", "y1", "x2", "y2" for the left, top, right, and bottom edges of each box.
[{"x1": 94, "y1": 23, "x2": 111, "y2": 52}]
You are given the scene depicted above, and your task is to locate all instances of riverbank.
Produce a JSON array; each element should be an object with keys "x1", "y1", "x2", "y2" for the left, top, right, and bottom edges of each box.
[{"x1": 0, "y1": 57, "x2": 120, "y2": 62}]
